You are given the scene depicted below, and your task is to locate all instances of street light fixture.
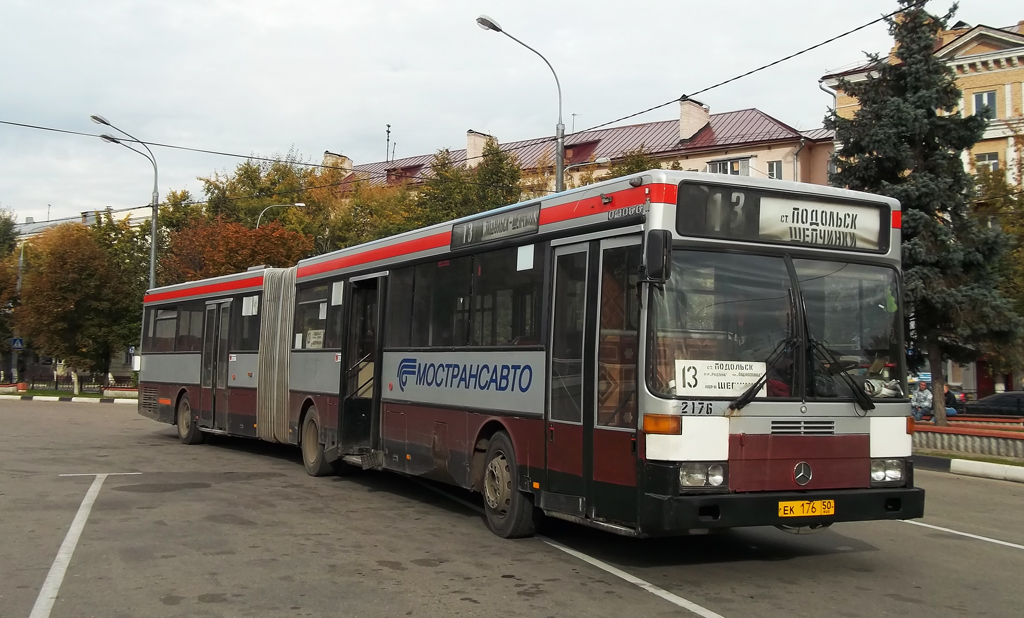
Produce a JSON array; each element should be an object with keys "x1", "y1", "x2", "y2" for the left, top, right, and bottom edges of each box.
[
  {"x1": 256, "y1": 203, "x2": 306, "y2": 229},
  {"x1": 91, "y1": 114, "x2": 159, "y2": 290},
  {"x1": 564, "y1": 157, "x2": 611, "y2": 173},
  {"x1": 476, "y1": 15, "x2": 566, "y2": 193}
]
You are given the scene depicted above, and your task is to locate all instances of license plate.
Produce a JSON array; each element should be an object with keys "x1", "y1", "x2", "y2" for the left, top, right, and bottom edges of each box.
[{"x1": 778, "y1": 500, "x2": 835, "y2": 517}]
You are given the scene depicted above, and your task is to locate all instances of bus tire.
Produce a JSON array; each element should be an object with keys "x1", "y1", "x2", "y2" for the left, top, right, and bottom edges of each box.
[
  {"x1": 176, "y1": 394, "x2": 204, "y2": 445},
  {"x1": 482, "y1": 431, "x2": 537, "y2": 539},
  {"x1": 301, "y1": 412, "x2": 332, "y2": 477}
]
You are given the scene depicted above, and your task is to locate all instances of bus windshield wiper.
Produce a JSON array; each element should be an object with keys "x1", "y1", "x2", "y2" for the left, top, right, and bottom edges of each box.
[
  {"x1": 808, "y1": 338, "x2": 875, "y2": 412},
  {"x1": 729, "y1": 336, "x2": 797, "y2": 412}
]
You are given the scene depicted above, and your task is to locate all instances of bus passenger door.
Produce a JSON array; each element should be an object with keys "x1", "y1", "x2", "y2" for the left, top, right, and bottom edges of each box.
[
  {"x1": 340, "y1": 276, "x2": 382, "y2": 453},
  {"x1": 590, "y1": 238, "x2": 642, "y2": 525},
  {"x1": 545, "y1": 243, "x2": 592, "y2": 515},
  {"x1": 199, "y1": 300, "x2": 232, "y2": 432}
]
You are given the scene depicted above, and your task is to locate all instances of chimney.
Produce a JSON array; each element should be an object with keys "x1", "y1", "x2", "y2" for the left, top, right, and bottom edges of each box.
[
  {"x1": 322, "y1": 150, "x2": 353, "y2": 174},
  {"x1": 25, "y1": 216, "x2": 34, "y2": 224},
  {"x1": 466, "y1": 130, "x2": 495, "y2": 168},
  {"x1": 679, "y1": 98, "x2": 710, "y2": 141}
]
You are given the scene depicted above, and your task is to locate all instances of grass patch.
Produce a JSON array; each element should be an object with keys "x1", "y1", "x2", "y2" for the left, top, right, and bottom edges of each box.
[
  {"x1": 22, "y1": 389, "x2": 104, "y2": 398},
  {"x1": 916, "y1": 448, "x2": 1024, "y2": 468}
]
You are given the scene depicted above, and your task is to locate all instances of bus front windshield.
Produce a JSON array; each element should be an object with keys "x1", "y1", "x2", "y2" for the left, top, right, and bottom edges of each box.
[{"x1": 647, "y1": 251, "x2": 904, "y2": 402}]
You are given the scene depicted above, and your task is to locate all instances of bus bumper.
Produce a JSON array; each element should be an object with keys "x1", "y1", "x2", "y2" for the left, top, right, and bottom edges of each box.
[{"x1": 637, "y1": 486, "x2": 925, "y2": 536}]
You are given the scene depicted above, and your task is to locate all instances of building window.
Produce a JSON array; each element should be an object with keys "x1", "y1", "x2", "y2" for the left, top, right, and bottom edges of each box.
[
  {"x1": 976, "y1": 152, "x2": 1000, "y2": 173},
  {"x1": 973, "y1": 91, "x2": 996, "y2": 119},
  {"x1": 767, "y1": 160, "x2": 783, "y2": 180},
  {"x1": 707, "y1": 158, "x2": 749, "y2": 176}
]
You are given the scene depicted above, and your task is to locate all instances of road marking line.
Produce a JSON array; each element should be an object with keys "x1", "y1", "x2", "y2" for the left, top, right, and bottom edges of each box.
[
  {"x1": 30, "y1": 474, "x2": 110, "y2": 618},
  {"x1": 59, "y1": 472, "x2": 141, "y2": 477},
  {"x1": 901, "y1": 520, "x2": 1024, "y2": 550},
  {"x1": 410, "y1": 480, "x2": 724, "y2": 617},
  {"x1": 540, "y1": 536, "x2": 725, "y2": 618}
]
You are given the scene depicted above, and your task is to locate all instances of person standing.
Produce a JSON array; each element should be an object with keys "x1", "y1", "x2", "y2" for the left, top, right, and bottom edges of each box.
[{"x1": 911, "y1": 381, "x2": 932, "y2": 421}]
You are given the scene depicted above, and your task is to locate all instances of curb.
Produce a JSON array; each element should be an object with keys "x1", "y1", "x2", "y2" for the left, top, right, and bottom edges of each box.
[
  {"x1": 0, "y1": 395, "x2": 137, "y2": 404},
  {"x1": 913, "y1": 455, "x2": 1024, "y2": 484}
]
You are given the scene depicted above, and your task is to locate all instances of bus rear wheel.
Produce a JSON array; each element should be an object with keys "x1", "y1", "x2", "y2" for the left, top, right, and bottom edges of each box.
[
  {"x1": 301, "y1": 412, "x2": 332, "y2": 477},
  {"x1": 176, "y1": 394, "x2": 204, "y2": 445},
  {"x1": 482, "y1": 431, "x2": 537, "y2": 538}
]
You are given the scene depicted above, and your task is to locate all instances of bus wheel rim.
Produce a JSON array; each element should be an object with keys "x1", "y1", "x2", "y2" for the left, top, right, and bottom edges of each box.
[
  {"x1": 484, "y1": 452, "x2": 511, "y2": 517},
  {"x1": 178, "y1": 402, "x2": 190, "y2": 436},
  {"x1": 303, "y1": 420, "x2": 317, "y2": 465}
]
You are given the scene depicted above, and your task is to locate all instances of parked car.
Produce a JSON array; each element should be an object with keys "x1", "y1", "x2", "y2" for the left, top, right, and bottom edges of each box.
[{"x1": 965, "y1": 392, "x2": 1024, "y2": 416}]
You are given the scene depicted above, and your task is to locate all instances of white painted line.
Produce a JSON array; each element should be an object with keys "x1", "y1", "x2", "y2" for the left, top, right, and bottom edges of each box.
[
  {"x1": 901, "y1": 520, "x2": 1024, "y2": 550},
  {"x1": 29, "y1": 474, "x2": 109, "y2": 618},
  {"x1": 540, "y1": 536, "x2": 725, "y2": 618},
  {"x1": 59, "y1": 472, "x2": 141, "y2": 477},
  {"x1": 411, "y1": 480, "x2": 724, "y2": 618}
]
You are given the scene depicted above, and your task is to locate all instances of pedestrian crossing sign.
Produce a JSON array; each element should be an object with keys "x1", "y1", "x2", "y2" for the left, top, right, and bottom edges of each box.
[{"x1": 11, "y1": 338, "x2": 23, "y2": 350}]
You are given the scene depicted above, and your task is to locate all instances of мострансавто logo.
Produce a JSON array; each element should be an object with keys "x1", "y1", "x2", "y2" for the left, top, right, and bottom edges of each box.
[{"x1": 397, "y1": 358, "x2": 534, "y2": 394}]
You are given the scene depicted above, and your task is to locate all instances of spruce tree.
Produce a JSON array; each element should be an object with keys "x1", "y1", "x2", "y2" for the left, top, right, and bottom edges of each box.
[{"x1": 825, "y1": 0, "x2": 1021, "y2": 424}]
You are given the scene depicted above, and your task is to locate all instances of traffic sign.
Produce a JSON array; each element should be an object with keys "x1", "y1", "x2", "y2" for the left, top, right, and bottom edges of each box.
[
  {"x1": 11, "y1": 338, "x2": 23, "y2": 351},
  {"x1": 128, "y1": 345, "x2": 136, "y2": 355}
]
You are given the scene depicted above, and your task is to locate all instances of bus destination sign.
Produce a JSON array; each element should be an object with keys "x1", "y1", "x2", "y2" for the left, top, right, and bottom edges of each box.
[
  {"x1": 677, "y1": 182, "x2": 889, "y2": 252},
  {"x1": 451, "y1": 202, "x2": 541, "y2": 249}
]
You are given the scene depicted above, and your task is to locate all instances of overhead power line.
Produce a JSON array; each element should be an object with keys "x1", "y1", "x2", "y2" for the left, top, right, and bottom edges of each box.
[{"x1": 2, "y1": 0, "x2": 934, "y2": 209}]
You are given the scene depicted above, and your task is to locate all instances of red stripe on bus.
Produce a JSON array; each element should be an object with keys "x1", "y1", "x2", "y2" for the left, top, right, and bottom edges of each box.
[
  {"x1": 891, "y1": 210, "x2": 901, "y2": 229},
  {"x1": 144, "y1": 274, "x2": 264, "y2": 304},
  {"x1": 539, "y1": 183, "x2": 677, "y2": 225},
  {"x1": 297, "y1": 231, "x2": 452, "y2": 279}
]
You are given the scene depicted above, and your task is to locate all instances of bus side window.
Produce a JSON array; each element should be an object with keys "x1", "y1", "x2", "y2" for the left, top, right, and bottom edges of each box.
[
  {"x1": 386, "y1": 268, "x2": 415, "y2": 348},
  {"x1": 471, "y1": 245, "x2": 542, "y2": 347}
]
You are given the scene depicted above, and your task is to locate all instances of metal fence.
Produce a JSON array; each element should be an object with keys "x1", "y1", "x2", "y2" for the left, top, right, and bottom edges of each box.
[{"x1": 22, "y1": 375, "x2": 136, "y2": 391}]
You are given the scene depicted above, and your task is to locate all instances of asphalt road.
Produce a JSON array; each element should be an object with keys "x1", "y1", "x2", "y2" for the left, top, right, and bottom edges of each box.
[{"x1": 1, "y1": 402, "x2": 1021, "y2": 618}]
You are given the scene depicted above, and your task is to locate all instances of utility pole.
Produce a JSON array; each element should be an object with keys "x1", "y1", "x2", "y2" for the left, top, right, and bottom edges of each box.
[{"x1": 12, "y1": 242, "x2": 25, "y2": 384}]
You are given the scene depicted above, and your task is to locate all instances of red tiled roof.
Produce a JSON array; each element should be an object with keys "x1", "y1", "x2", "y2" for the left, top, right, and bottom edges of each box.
[{"x1": 347, "y1": 108, "x2": 811, "y2": 183}]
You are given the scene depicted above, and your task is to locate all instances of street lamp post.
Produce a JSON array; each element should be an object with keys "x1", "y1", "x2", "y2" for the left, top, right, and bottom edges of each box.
[
  {"x1": 256, "y1": 203, "x2": 306, "y2": 229},
  {"x1": 90, "y1": 115, "x2": 159, "y2": 290},
  {"x1": 476, "y1": 15, "x2": 565, "y2": 193}
]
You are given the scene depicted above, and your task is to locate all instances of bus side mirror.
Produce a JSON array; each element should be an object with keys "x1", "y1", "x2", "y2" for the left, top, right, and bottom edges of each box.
[{"x1": 645, "y1": 230, "x2": 672, "y2": 283}]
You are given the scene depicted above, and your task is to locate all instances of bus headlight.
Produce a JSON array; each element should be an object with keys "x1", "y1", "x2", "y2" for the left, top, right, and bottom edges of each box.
[
  {"x1": 870, "y1": 458, "x2": 905, "y2": 486},
  {"x1": 680, "y1": 462, "x2": 728, "y2": 490}
]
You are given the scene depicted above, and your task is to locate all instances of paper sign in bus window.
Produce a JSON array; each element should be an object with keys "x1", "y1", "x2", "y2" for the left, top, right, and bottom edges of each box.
[
  {"x1": 674, "y1": 360, "x2": 766, "y2": 398},
  {"x1": 306, "y1": 329, "x2": 325, "y2": 349}
]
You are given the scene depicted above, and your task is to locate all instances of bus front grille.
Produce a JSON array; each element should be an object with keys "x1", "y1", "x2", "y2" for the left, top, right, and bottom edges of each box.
[{"x1": 770, "y1": 419, "x2": 835, "y2": 435}]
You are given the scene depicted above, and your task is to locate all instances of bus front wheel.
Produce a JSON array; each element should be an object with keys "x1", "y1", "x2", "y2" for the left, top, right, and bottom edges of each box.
[
  {"x1": 301, "y1": 412, "x2": 332, "y2": 477},
  {"x1": 482, "y1": 431, "x2": 537, "y2": 538},
  {"x1": 176, "y1": 394, "x2": 204, "y2": 445}
]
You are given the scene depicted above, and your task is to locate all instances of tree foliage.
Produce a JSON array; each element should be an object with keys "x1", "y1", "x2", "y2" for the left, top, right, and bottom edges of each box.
[
  {"x1": 160, "y1": 218, "x2": 313, "y2": 284},
  {"x1": 825, "y1": 0, "x2": 1022, "y2": 424},
  {"x1": 16, "y1": 223, "x2": 131, "y2": 376},
  {"x1": 601, "y1": 145, "x2": 661, "y2": 181}
]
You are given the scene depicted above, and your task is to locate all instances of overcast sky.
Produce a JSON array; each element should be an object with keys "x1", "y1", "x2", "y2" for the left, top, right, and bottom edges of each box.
[{"x1": 1, "y1": 0, "x2": 1019, "y2": 224}]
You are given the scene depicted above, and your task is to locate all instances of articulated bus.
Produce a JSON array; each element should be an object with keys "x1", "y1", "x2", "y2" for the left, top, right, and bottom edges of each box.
[{"x1": 138, "y1": 169, "x2": 924, "y2": 538}]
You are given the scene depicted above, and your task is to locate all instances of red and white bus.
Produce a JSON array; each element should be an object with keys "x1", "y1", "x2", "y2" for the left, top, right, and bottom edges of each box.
[{"x1": 138, "y1": 170, "x2": 924, "y2": 538}]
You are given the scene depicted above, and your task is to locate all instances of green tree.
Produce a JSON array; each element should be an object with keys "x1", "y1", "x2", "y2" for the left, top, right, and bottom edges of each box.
[
  {"x1": 825, "y1": 0, "x2": 1022, "y2": 425},
  {"x1": 601, "y1": 145, "x2": 661, "y2": 182},
  {"x1": 333, "y1": 183, "x2": 419, "y2": 248},
  {"x1": 974, "y1": 165, "x2": 1024, "y2": 372},
  {"x1": 200, "y1": 149, "x2": 311, "y2": 226},
  {"x1": 15, "y1": 224, "x2": 129, "y2": 390},
  {"x1": 474, "y1": 138, "x2": 522, "y2": 210},
  {"x1": 0, "y1": 210, "x2": 18, "y2": 257},
  {"x1": 415, "y1": 149, "x2": 476, "y2": 227},
  {"x1": 159, "y1": 189, "x2": 204, "y2": 234},
  {"x1": 92, "y1": 212, "x2": 149, "y2": 353}
]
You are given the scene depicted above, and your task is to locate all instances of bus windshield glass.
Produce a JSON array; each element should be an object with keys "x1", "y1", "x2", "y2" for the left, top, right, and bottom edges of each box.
[
  {"x1": 795, "y1": 259, "x2": 904, "y2": 400},
  {"x1": 648, "y1": 252, "x2": 797, "y2": 400},
  {"x1": 647, "y1": 251, "x2": 904, "y2": 401}
]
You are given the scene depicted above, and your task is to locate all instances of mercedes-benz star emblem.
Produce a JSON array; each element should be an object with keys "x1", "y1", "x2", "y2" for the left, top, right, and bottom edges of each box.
[{"x1": 794, "y1": 462, "x2": 813, "y2": 486}]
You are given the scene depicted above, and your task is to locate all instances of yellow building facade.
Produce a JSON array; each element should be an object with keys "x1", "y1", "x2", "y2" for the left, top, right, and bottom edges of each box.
[{"x1": 822, "y1": 20, "x2": 1024, "y2": 183}]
